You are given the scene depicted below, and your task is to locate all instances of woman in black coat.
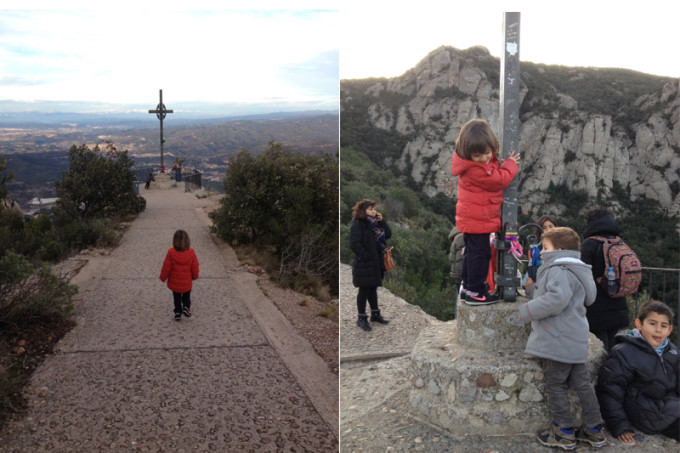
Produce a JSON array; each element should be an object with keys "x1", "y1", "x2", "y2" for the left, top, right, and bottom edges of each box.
[
  {"x1": 349, "y1": 199, "x2": 391, "y2": 331},
  {"x1": 580, "y1": 207, "x2": 629, "y2": 352}
]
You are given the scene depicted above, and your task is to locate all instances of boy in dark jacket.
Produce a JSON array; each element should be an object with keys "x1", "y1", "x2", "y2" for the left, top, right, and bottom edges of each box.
[{"x1": 597, "y1": 300, "x2": 679, "y2": 445}]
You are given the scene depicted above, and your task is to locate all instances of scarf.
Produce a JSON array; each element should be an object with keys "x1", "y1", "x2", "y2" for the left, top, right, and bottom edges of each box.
[
  {"x1": 367, "y1": 215, "x2": 386, "y2": 254},
  {"x1": 629, "y1": 328, "x2": 669, "y2": 356}
]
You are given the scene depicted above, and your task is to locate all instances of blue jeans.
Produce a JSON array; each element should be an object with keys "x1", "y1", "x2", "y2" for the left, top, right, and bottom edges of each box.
[{"x1": 173, "y1": 291, "x2": 191, "y2": 314}]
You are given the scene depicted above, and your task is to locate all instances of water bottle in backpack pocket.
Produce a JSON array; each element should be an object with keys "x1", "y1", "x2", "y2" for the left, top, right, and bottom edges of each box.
[
  {"x1": 606, "y1": 266, "x2": 618, "y2": 297},
  {"x1": 592, "y1": 236, "x2": 642, "y2": 298}
]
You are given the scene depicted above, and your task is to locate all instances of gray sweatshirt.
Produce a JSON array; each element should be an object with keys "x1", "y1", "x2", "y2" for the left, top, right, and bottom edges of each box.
[{"x1": 517, "y1": 250, "x2": 597, "y2": 364}]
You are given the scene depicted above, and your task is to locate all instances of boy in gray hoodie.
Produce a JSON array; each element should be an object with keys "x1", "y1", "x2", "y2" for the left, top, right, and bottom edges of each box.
[{"x1": 517, "y1": 227, "x2": 606, "y2": 450}]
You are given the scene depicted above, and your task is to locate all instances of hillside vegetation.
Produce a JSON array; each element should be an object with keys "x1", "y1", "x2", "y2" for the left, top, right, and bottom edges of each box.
[
  {"x1": 341, "y1": 47, "x2": 680, "y2": 318},
  {"x1": 341, "y1": 147, "x2": 457, "y2": 320},
  {"x1": 0, "y1": 144, "x2": 145, "y2": 427}
]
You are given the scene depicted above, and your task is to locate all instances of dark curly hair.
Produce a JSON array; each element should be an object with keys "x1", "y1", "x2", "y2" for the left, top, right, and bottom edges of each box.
[{"x1": 352, "y1": 199, "x2": 376, "y2": 219}]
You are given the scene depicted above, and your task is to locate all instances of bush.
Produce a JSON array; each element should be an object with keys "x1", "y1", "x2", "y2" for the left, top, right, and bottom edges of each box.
[
  {"x1": 211, "y1": 142, "x2": 338, "y2": 294},
  {"x1": 0, "y1": 142, "x2": 144, "y2": 263},
  {"x1": 0, "y1": 251, "x2": 77, "y2": 327},
  {"x1": 54, "y1": 142, "x2": 145, "y2": 221}
]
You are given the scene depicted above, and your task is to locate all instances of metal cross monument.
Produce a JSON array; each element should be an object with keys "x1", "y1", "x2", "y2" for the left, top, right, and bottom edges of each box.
[
  {"x1": 496, "y1": 12, "x2": 522, "y2": 302},
  {"x1": 148, "y1": 89, "x2": 173, "y2": 169}
]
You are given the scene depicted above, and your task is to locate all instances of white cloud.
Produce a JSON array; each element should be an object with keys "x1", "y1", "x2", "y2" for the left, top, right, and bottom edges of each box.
[
  {"x1": 340, "y1": 0, "x2": 680, "y2": 80},
  {"x1": 0, "y1": 8, "x2": 340, "y2": 107}
]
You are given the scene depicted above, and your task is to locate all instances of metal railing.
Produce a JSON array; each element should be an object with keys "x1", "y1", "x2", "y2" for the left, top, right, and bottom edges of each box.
[
  {"x1": 183, "y1": 169, "x2": 202, "y2": 193},
  {"x1": 633, "y1": 267, "x2": 680, "y2": 346}
]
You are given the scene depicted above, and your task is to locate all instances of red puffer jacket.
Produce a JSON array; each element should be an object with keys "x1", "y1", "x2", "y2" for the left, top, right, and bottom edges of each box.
[
  {"x1": 451, "y1": 153, "x2": 518, "y2": 234},
  {"x1": 159, "y1": 247, "x2": 199, "y2": 293}
]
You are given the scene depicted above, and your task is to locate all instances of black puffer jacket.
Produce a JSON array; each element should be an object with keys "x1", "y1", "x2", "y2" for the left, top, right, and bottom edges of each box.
[
  {"x1": 580, "y1": 212, "x2": 629, "y2": 331},
  {"x1": 596, "y1": 332, "x2": 680, "y2": 436},
  {"x1": 349, "y1": 217, "x2": 391, "y2": 288}
]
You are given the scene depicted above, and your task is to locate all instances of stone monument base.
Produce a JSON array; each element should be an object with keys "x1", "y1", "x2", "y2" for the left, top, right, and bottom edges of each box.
[
  {"x1": 149, "y1": 172, "x2": 177, "y2": 190},
  {"x1": 407, "y1": 296, "x2": 607, "y2": 436}
]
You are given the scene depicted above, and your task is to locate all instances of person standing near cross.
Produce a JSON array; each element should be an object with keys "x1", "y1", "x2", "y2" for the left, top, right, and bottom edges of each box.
[{"x1": 148, "y1": 89, "x2": 173, "y2": 171}]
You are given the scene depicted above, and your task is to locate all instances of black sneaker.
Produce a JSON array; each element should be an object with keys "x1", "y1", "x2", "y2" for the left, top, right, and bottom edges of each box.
[
  {"x1": 536, "y1": 422, "x2": 576, "y2": 450},
  {"x1": 174, "y1": 312, "x2": 182, "y2": 321},
  {"x1": 182, "y1": 307, "x2": 191, "y2": 318},
  {"x1": 464, "y1": 290, "x2": 499, "y2": 305},
  {"x1": 575, "y1": 424, "x2": 607, "y2": 447}
]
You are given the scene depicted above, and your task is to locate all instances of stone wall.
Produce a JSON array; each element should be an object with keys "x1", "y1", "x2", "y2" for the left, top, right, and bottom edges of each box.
[{"x1": 407, "y1": 296, "x2": 607, "y2": 436}]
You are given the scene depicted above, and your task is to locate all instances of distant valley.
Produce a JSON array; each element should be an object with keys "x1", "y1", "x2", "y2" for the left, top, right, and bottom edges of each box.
[{"x1": 0, "y1": 111, "x2": 338, "y2": 211}]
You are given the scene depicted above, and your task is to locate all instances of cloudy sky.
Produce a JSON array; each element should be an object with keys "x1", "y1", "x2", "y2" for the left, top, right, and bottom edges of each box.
[
  {"x1": 341, "y1": 1, "x2": 680, "y2": 80},
  {"x1": 0, "y1": 3, "x2": 339, "y2": 113},
  {"x1": 3, "y1": 1, "x2": 678, "y2": 116}
]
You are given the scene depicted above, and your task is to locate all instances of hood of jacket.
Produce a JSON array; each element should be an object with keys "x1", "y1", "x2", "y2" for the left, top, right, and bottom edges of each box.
[
  {"x1": 519, "y1": 249, "x2": 597, "y2": 363},
  {"x1": 167, "y1": 248, "x2": 197, "y2": 266},
  {"x1": 538, "y1": 250, "x2": 597, "y2": 305},
  {"x1": 584, "y1": 212, "x2": 619, "y2": 238},
  {"x1": 451, "y1": 152, "x2": 499, "y2": 177}
]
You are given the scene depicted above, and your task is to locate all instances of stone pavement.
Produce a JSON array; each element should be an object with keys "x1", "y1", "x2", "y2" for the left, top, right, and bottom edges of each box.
[
  {"x1": 339, "y1": 264, "x2": 679, "y2": 452},
  {"x1": 0, "y1": 186, "x2": 338, "y2": 452}
]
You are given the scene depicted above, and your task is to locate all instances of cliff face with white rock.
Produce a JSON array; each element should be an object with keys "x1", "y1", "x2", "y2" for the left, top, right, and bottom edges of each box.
[{"x1": 341, "y1": 46, "x2": 680, "y2": 217}]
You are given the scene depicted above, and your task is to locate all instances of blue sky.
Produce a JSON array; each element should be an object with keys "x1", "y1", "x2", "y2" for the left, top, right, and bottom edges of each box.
[
  {"x1": 0, "y1": 4, "x2": 339, "y2": 113},
  {"x1": 341, "y1": 1, "x2": 680, "y2": 80}
]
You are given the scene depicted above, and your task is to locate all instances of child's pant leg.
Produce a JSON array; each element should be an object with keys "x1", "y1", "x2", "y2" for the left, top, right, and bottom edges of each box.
[
  {"x1": 181, "y1": 290, "x2": 191, "y2": 310},
  {"x1": 462, "y1": 233, "x2": 491, "y2": 293},
  {"x1": 172, "y1": 292, "x2": 183, "y2": 314},
  {"x1": 568, "y1": 363, "x2": 603, "y2": 428},
  {"x1": 542, "y1": 359, "x2": 575, "y2": 428}
]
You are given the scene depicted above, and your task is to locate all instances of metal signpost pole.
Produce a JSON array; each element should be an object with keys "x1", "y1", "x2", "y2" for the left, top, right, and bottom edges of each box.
[{"x1": 496, "y1": 12, "x2": 522, "y2": 302}]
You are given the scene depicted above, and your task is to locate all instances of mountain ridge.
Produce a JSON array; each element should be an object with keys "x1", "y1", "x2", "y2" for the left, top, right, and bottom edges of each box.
[{"x1": 341, "y1": 45, "x2": 680, "y2": 218}]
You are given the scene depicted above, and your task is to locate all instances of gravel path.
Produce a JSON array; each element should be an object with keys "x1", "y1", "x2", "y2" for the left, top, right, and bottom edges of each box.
[{"x1": 0, "y1": 186, "x2": 338, "y2": 452}]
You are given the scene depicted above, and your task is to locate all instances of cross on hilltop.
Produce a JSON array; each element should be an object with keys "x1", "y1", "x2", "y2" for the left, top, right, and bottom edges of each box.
[{"x1": 148, "y1": 89, "x2": 173, "y2": 169}]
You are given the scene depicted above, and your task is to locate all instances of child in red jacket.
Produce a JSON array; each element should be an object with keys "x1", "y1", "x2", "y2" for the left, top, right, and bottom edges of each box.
[
  {"x1": 160, "y1": 229, "x2": 199, "y2": 320},
  {"x1": 451, "y1": 119, "x2": 519, "y2": 305}
]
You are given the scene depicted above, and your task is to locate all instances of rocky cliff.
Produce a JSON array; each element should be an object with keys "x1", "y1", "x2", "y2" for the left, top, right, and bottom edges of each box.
[{"x1": 341, "y1": 46, "x2": 680, "y2": 217}]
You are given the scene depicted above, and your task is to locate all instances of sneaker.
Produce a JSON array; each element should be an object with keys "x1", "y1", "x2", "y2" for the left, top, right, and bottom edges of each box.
[
  {"x1": 182, "y1": 307, "x2": 191, "y2": 318},
  {"x1": 464, "y1": 290, "x2": 499, "y2": 305},
  {"x1": 576, "y1": 424, "x2": 607, "y2": 447},
  {"x1": 174, "y1": 312, "x2": 182, "y2": 321},
  {"x1": 536, "y1": 422, "x2": 576, "y2": 450}
]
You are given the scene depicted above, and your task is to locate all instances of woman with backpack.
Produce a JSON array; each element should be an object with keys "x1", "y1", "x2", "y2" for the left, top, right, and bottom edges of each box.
[{"x1": 580, "y1": 207, "x2": 630, "y2": 352}]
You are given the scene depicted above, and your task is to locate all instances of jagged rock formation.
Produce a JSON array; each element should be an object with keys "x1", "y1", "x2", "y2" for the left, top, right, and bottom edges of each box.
[{"x1": 341, "y1": 46, "x2": 680, "y2": 217}]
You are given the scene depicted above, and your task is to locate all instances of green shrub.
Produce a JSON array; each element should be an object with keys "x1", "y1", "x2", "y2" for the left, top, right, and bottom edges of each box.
[
  {"x1": 0, "y1": 251, "x2": 77, "y2": 327},
  {"x1": 211, "y1": 142, "x2": 338, "y2": 293},
  {"x1": 54, "y1": 142, "x2": 145, "y2": 221}
]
